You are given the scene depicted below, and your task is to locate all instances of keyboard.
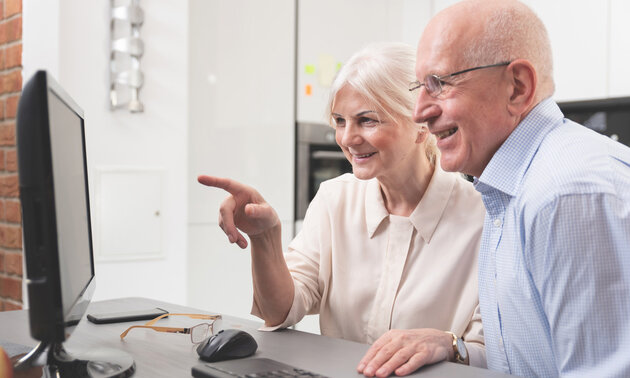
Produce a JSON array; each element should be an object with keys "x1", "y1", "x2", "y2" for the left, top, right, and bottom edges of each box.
[{"x1": 191, "y1": 357, "x2": 329, "y2": 378}]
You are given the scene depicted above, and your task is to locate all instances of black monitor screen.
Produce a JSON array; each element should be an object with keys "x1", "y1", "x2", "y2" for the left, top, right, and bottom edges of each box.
[
  {"x1": 48, "y1": 91, "x2": 94, "y2": 318},
  {"x1": 16, "y1": 71, "x2": 135, "y2": 375}
]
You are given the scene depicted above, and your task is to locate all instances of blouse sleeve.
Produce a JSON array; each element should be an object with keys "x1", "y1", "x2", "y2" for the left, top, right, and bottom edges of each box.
[
  {"x1": 463, "y1": 304, "x2": 486, "y2": 368},
  {"x1": 251, "y1": 186, "x2": 332, "y2": 330}
]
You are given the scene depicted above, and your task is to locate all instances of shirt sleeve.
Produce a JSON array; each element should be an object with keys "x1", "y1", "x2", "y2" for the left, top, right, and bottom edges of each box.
[
  {"x1": 251, "y1": 186, "x2": 331, "y2": 331},
  {"x1": 526, "y1": 192, "x2": 630, "y2": 377},
  {"x1": 463, "y1": 304, "x2": 486, "y2": 368}
]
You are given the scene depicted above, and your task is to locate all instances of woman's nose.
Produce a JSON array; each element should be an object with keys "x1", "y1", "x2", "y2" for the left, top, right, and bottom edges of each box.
[{"x1": 338, "y1": 123, "x2": 362, "y2": 147}]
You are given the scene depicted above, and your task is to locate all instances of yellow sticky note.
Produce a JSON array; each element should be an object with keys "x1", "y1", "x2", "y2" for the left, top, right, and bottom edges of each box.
[
  {"x1": 318, "y1": 54, "x2": 336, "y2": 87},
  {"x1": 305, "y1": 64, "x2": 315, "y2": 75}
]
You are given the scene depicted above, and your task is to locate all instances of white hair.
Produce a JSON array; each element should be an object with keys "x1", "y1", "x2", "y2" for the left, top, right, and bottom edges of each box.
[{"x1": 327, "y1": 42, "x2": 438, "y2": 166}]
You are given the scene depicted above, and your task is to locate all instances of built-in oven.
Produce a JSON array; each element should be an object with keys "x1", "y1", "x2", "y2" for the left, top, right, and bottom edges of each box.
[
  {"x1": 295, "y1": 122, "x2": 352, "y2": 232},
  {"x1": 558, "y1": 96, "x2": 630, "y2": 146}
]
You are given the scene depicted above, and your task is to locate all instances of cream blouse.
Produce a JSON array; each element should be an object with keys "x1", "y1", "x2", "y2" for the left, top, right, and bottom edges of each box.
[{"x1": 253, "y1": 166, "x2": 487, "y2": 367}]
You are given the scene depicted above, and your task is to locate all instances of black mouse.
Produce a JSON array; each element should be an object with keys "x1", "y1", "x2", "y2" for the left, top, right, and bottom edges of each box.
[{"x1": 196, "y1": 329, "x2": 258, "y2": 362}]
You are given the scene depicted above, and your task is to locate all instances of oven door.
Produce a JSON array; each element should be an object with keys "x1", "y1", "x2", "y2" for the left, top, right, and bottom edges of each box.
[{"x1": 296, "y1": 123, "x2": 352, "y2": 228}]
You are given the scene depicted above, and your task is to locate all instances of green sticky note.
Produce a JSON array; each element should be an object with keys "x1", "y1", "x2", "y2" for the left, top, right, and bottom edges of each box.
[
  {"x1": 336, "y1": 62, "x2": 342, "y2": 71},
  {"x1": 305, "y1": 64, "x2": 315, "y2": 75}
]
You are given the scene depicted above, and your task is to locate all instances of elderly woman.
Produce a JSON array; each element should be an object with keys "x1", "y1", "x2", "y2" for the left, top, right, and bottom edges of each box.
[{"x1": 198, "y1": 42, "x2": 485, "y2": 377}]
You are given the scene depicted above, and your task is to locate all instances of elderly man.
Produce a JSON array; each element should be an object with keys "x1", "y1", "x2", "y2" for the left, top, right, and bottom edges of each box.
[{"x1": 412, "y1": 0, "x2": 630, "y2": 377}]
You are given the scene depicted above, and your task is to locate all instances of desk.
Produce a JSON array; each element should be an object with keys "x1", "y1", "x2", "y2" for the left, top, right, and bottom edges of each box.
[{"x1": 0, "y1": 297, "x2": 510, "y2": 377}]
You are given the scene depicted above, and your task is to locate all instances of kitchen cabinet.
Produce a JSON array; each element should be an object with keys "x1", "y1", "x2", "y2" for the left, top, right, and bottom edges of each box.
[
  {"x1": 296, "y1": 0, "x2": 432, "y2": 124},
  {"x1": 187, "y1": 0, "x2": 296, "y2": 318},
  {"x1": 609, "y1": 0, "x2": 630, "y2": 97}
]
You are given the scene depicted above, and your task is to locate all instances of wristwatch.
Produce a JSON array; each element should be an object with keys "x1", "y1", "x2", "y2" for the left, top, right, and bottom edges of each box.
[{"x1": 446, "y1": 331, "x2": 469, "y2": 365}]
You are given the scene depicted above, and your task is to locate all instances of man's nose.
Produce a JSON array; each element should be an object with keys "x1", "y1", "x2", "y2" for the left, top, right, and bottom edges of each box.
[{"x1": 413, "y1": 89, "x2": 442, "y2": 124}]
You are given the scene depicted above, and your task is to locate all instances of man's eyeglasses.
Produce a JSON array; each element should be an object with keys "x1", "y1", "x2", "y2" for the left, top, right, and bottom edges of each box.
[
  {"x1": 409, "y1": 61, "x2": 511, "y2": 97},
  {"x1": 120, "y1": 313, "x2": 222, "y2": 344}
]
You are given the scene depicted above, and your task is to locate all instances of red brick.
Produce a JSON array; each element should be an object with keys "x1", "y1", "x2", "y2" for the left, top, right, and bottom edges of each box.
[
  {"x1": 4, "y1": 252, "x2": 21, "y2": 276},
  {"x1": 0, "y1": 174, "x2": 18, "y2": 196},
  {"x1": 5, "y1": 149, "x2": 15, "y2": 172},
  {"x1": 0, "y1": 251, "x2": 4, "y2": 273},
  {"x1": 5, "y1": 94, "x2": 18, "y2": 118},
  {"x1": 0, "y1": 123, "x2": 15, "y2": 146},
  {"x1": 2, "y1": 70, "x2": 21, "y2": 93},
  {"x1": 3, "y1": 301, "x2": 22, "y2": 311},
  {"x1": 0, "y1": 23, "x2": 6, "y2": 45},
  {"x1": 1, "y1": 0, "x2": 4, "y2": 19},
  {"x1": 0, "y1": 47, "x2": 4, "y2": 70},
  {"x1": 0, "y1": 149, "x2": 4, "y2": 170},
  {"x1": 6, "y1": 0, "x2": 21, "y2": 18},
  {"x1": 0, "y1": 276, "x2": 21, "y2": 300},
  {"x1": 5, "y1": 17, "x2": 20, "y2": 42},
  {"x1": 0, "y1": 224, "x2": 21, "y2": 248},
  {"x1": 5, "y1": 43, "x2": 20, "y2": 68},
  {"x1": 5, "y1": 199, "x2": 19, "y2": 223}
]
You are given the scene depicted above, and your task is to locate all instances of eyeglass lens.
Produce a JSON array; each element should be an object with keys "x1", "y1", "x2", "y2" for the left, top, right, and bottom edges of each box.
[
  {"x1": 191, "y1": 323, "x2": 211, "y2": 344},
  {"x1": 425, "y1": 75, "x2": 442, "y2": 97}
]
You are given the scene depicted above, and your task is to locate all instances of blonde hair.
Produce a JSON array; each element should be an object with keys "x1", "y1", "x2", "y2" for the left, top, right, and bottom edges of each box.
[{"x1": 326, "y1": 42, "x2": 438, "y2": 166}]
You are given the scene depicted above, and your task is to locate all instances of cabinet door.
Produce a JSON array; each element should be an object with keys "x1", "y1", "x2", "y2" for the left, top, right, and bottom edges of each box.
[
  {"x1": 609, "y1": 0, "x2": 630, "y2": 97},
  {"x1": 297, "y1": 0, "x2": 432, "y2": 124},
  {"x1": 524, "y1": 0, "x2": 609, "y2": 101}
]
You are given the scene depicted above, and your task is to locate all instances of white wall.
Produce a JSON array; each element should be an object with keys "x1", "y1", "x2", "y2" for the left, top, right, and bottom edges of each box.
[{"x1": 23, "y1": 0, "x2": 189, "y2": 306}]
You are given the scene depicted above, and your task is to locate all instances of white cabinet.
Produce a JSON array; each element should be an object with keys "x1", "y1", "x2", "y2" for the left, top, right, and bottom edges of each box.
[
  {"x1": 296, "y1": 0, "x2": 432, "y2": 124},
  {"x1": 187, "y1": 0, "x2": 296, "y2": 319},
  {"x1": 521, "y1": 1, "x2": 609, "y2": 101},
  {"x1": 609, "y1": 0, "x2": 630, "y2": 97}
]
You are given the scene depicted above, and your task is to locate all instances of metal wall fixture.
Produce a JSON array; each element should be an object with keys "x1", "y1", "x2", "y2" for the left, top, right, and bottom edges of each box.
[{"x1": 110, "y1": 0, "x2": 144, "y2": 112}]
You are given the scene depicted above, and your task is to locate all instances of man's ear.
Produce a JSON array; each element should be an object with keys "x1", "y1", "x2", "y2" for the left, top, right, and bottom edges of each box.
[{"x1": 505, "y1": 59, "x2": 537, "y2": 117}]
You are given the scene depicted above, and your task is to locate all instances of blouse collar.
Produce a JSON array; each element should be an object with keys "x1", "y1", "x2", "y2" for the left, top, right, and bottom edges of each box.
[{"x1": 365, "y1": 163, "x2": 456, "y2": 243}]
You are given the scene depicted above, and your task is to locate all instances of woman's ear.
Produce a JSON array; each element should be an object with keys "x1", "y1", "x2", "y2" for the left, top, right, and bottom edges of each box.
[
  {"x1": 416, "y1": 127, "x2": 429, "y2": 144},
  {"x1": 505, "y1": 59, "x2": 537, "y2": 117}
]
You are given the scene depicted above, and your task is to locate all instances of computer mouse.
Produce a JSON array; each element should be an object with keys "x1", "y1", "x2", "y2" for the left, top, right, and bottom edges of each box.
[{"x1": 196, "y1": 329, "x2": 258, "y2": 362}]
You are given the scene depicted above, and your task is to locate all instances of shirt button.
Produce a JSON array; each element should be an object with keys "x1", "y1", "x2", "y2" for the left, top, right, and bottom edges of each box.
[{"x1": 493, "y1": 218, "x2": 502, "y2": 227}]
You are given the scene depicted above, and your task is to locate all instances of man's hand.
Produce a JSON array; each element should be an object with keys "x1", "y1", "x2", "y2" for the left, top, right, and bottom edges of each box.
[{"x1": 357, "y1": 329, "x2": 453, "y2": 377}]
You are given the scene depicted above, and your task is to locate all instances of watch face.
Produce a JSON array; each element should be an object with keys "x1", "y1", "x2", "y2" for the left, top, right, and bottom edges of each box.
[{"x1": 456, "y1": 338, "x2": 468, "y2": 360}]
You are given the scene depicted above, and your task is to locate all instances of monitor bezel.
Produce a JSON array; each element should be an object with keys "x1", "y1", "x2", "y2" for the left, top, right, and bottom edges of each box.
[{"x1": 17, "y1": 70, "x2": 96, "y2": 343}]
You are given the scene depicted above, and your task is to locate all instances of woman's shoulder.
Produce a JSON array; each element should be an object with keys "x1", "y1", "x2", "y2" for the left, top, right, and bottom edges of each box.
[
  {"x1": 318, "y1": 173, "x2": 370, "y2": 191},
  {"x1": 315, "y1": 173, "x2": 375, "y2": 204},
  {"x1": 444, "y1": 172, "x2": 485, "y2": 217}
]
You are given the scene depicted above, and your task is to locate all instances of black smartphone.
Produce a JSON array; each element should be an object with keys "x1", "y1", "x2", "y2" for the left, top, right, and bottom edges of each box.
[{"x1": 87, "y1": 307, "x2": 169, "y2": 324}]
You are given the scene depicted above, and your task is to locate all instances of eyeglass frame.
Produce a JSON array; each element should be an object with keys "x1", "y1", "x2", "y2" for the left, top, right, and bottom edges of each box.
[
  {"x1": 409, "y1": 61, "x2": 512, "y2": 97},
  {"x1": 120, "y1": 313, "x2": 222, "y2": 344}
]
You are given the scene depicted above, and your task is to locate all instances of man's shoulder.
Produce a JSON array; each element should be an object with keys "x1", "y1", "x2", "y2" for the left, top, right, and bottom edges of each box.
[{"x1": 518, "y1": 119, "x2": 630, "y2": 207}]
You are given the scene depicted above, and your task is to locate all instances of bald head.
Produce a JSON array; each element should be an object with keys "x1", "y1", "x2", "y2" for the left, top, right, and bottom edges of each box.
[{"x1": 422, "y1": 0, "x2": 554, "y2": 101}]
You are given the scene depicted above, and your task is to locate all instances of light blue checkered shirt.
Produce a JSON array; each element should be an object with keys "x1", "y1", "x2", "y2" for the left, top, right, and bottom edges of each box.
[{"x1": 474, "y1": 98, "x2": 630, "y2": 377}]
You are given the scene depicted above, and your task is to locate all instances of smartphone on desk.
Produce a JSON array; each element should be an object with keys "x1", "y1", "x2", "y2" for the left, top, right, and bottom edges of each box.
[{"x1": 87, "y1": 307, "x2": 168, "y2": 324}]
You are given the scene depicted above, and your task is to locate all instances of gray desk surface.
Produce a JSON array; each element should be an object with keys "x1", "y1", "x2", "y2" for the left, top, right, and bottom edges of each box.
[{"x1": 0, "y1": 297, "x2": 511, "y2": 378}]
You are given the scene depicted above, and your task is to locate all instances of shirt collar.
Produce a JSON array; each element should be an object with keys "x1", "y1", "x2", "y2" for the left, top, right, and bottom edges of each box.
[
  {"x1": 365, "y1": 163, "x2": 456, "y2": 243},
  {"x1": 476, "y1": 97, "x2": 563, "y2": 196}
]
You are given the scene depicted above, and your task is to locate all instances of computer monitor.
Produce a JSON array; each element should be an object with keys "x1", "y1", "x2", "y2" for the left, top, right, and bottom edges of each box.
[{"x1": 15, "y1": 71, "x2": 135, "y2": 377}]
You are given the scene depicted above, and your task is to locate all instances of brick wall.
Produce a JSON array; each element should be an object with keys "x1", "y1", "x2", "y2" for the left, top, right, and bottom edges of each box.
[{"x1": 0, "y1": 0, "x2": 23, "y2": 312}]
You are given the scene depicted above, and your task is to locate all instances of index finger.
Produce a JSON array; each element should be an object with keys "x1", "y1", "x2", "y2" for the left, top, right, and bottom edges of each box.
[{"x1": 197, "y1": 175, "x2": 248, "y2": 195}]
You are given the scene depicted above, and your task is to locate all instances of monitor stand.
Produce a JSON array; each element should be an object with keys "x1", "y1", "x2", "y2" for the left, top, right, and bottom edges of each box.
[{"x1": 14, "y1": 341, "x2": 135, "y2": 377}]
